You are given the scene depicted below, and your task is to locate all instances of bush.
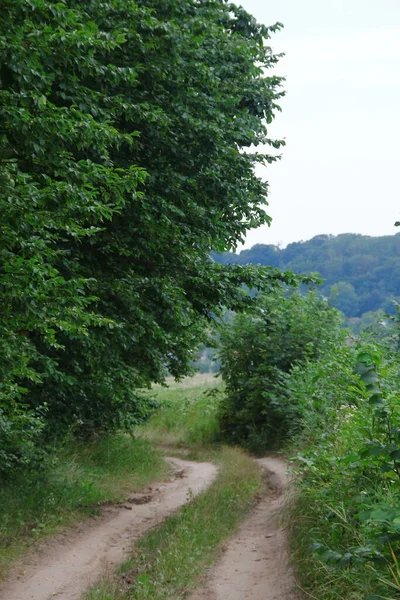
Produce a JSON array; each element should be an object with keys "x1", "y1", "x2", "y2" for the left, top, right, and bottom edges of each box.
[
  {"x1": 290, "y1": 339, "x2": 400, "y2": 600},
  {"x1": 218, "y1": 289, "x2": 342, "y2": 451},
  {"x1": 286, "y1": 342, "x2": 357, "y2": 442}
]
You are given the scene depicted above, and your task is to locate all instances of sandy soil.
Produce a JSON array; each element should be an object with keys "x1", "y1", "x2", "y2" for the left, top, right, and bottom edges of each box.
[
  {"x1": 189, "y1": 457, "x2": 298, "y2": 600},
  {"x1": 0, "y1": 458, "x2": 217, "y2": 600}
]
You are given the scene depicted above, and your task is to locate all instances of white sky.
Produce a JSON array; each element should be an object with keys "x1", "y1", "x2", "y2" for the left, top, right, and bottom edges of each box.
[{"x1": 239, "y1": 0, "x2": 400, "y2": 248}]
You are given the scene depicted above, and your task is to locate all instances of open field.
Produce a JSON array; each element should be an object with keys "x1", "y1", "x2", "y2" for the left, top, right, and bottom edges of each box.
[{"x1": 140, "y1": 373, "x2": 223, "y2": 448}]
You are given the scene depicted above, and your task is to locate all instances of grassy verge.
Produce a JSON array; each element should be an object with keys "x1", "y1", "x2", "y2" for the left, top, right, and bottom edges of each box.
[
  {"x1": 140, "y1": 373, "x2": 222, "y2": 448},
  {"x1": 86, "y1": 446, "x2": 262, "y2": 600},
  {"x1": 286, "y1": 346, "x2": 400, "y2": 600},
  {"x1": 289, "y1": 408, "x2": 383, "y2": 600},
  {"x1": 0, "y1": 435, "x2": 168, "y2": 580}
]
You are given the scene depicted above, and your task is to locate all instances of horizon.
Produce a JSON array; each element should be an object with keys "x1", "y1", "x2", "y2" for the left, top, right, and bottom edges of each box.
[{"x1": 233, "y1": 229, "x2": 400, "y2": 253}]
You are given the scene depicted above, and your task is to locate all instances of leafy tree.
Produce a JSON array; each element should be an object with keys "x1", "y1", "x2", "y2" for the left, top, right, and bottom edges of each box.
[
  {"x1": 218, "y1": 289, "x2": 341, "y2": 451},
  {"x1": 1, "y1": 0, "x2": 287, "y2": 466},
  {"x1": 1, "y1": 0, "x2": 137, "y2": 460}
]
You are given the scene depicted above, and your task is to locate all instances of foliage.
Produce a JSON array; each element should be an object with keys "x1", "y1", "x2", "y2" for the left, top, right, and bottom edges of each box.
[
  {"x1": 290, "y1": 337, "x2": 400, "y2": 600},
  {"x1": 217, "y1": 288, "x2": 342, "y2": 451},
  {"x1": 287, "y1": 341, "x2": 357, "y2": 442},
  {"x1": 85, "y1": 447, "x2": 262, "y2": 600},
  {"x1": 0, "y1": 404, "x2": 46, "y2": 475},
  {"x1": 214, "y1": 232, "x2": 400, "y2": 318},
  {"x1": 0, "y1": 435, "x2": 167, "y2": 579},
  {"x1": 1, "y1": 0, "x2": 289, "y2": 470}
]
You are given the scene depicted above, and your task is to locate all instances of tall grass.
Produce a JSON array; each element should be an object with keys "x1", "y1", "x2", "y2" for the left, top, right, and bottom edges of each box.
[
  {"x1": 86, "y1": 447, "x2": 262, "y2": 600},
  {"x1": 0, "y1": 435, "x2": 168, "y2": 579},
  {"x1": 140, "y1": 373, "x2": 222, "y2": 447}
]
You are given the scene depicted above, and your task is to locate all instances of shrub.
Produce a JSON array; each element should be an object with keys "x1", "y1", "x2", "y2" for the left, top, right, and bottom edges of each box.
[
  {"x1": 291, "y1": 340, "x2": 400, "y2": 599},
  {"x1": 218, "y1": 289, "x2": 342, "y2": 451}
]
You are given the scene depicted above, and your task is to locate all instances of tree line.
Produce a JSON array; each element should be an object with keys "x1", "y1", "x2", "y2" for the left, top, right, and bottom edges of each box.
[{"x1": 214, "y1": 232, "x2": 400, "y2": 318}]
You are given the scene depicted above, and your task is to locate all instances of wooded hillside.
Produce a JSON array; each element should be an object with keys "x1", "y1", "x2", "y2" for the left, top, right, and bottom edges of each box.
[{"x1": 214, "y1": 233, "x2": 400, "y2": 317}]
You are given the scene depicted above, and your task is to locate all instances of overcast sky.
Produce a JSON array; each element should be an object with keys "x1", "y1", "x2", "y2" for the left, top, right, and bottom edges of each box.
[{"x1": 239, "y1": 0, "x2": 400, "y2": 248}]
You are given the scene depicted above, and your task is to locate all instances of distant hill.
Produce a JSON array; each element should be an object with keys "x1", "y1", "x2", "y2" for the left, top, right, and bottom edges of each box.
[{"x1": 213, "y1": 233, "x2": 400, "y2": 318}]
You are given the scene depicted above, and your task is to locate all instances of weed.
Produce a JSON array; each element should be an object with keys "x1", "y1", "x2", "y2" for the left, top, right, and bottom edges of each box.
[{"x1": 289, "y1": 342, "x2": 400, "y2": 600}]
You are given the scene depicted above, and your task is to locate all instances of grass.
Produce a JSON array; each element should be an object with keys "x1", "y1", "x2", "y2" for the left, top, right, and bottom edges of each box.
[
  {"x1": 85, "y1": 446, "x2": 263, "y2": 600},
  {"x1": 0, "y1": 373, "x2": 222, "y2": 580},
  {"x1": 140, "y1": 373, "x2": 222, "y2": 448},
  {"x1": 0, "y1": 435, "x2": 169, "y2": 580}
]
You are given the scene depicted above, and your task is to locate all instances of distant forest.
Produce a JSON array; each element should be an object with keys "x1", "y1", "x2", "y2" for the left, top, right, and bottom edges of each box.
[{"x1": 214, "y1": 233, "x2": 400, "y2": 319}]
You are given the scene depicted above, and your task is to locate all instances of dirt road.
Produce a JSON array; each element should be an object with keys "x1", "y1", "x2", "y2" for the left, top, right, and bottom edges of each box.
[
  {"x1": 189, "y1": 457, "x2": 297, "y2": 600},
  {"x1": 0, "y1": 458, "x2": 217, "y2": 600},
  {"x1": 1, "y1": 456, "x2": 297, "y2": 600}
]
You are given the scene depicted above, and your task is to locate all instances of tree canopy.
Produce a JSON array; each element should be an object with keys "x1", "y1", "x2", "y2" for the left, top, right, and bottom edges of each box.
[
  {"x1": 218, "y1": 288, "x2": 341, "y2": 451},
  {"x1": 0, "y1": 0, "x2": 289, "y2": 470}
]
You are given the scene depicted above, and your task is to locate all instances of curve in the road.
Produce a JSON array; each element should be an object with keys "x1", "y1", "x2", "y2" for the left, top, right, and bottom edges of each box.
[
  {"x1": 0, "y1": 458, "x2": 217, "y2": 600},
  {"x1": 189, "y1": 457, "x2": 298, "y2": 600}
]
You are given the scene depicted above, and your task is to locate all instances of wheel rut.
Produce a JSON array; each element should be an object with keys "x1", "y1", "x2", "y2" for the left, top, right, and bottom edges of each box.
[
  {"x1": 1, "y1": 456, "x2": 297, "y2": 600},
  {"x1": 189, "y1": 457, "x2": 298, "y2": 600},
  {"x1": 0, "y1": 458, "x2": 217, "y2": 600}
]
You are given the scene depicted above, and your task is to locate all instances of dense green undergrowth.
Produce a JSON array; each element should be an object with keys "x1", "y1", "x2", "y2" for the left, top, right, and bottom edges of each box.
[
  {"x1": 0, "y1": 436, "x2": 167, "y2": 580},
  {"x1": 215, "y1": 288, "x2": 400, "y2": 599},
  {"x1": 85, "y1": 446, "x2": 262, "y2": 600},
  {"x1": 288, "y1": 336, "x2": 400, "y2": 600}
]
